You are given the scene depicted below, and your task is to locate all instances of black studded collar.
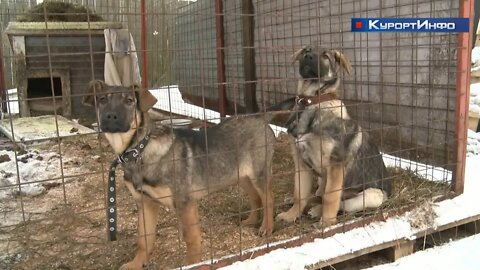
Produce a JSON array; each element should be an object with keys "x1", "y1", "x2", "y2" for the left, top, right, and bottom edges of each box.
[{"x1": 106, "y1": 133, "x2": 151, "y2": 241}]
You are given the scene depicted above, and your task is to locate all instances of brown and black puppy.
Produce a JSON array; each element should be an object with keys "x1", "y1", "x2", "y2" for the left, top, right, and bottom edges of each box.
[
  {"x1": 83, "y1": 80, "x2": 276, "y2": 269},
  {"x1": 276, "y1": 47, "x2": 391, "y2": 227}
]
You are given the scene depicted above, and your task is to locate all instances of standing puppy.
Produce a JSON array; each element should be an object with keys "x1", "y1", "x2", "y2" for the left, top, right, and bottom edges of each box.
[
  {"x1": 83, "y1": 81, "x2": 276, "y2": 269},
  {"x1": 276, "y1": 47, "x2": 391, "y2": 226}
]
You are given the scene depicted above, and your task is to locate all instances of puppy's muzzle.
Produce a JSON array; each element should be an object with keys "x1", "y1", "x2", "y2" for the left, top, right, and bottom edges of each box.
[
  {"x1": 303, "y1": 51, "x2": 314, "y2": 60},
  {"x1": 299, "y1": 51, "x2": 318, "y2": 79},
  {"x1": 101, "y1": 111, "x2": 130, "y2": 133}
]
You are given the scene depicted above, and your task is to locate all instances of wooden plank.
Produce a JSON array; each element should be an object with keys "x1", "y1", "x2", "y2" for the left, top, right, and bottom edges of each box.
[
  {"x1": 465, "y1": 220, "x2": 479, "y2": 234},
  {"x1": 5, "y1": 21, "x2": 123, "y2": 32},
  {"x1": 471, "y1": 77, "x2": 480, "y2": 84},
  {"x1": 469, "y1": 111, "x2": 480, "y2": 131},
  {"x1": 12, "y1": 36, "x2": 29, "y2": 117},
  {"x1": 472, "y1": 67, "x2": 480, "y2": 78},
  {"x1": 306, "y1": 214, "x2": 480, "y2": 269},
  {"x1": 0, "y1": 115, "x2": 95, "y2": 143},
  {"x1": 191, "y1": 206, "x2": 416, "y2": 270},
  {"x1": 25, "y1": 35, "x2": 105, "y2": 47},
  {"x1": 473, "y1": 14, "x2": 480, "y2": 47},
  {"x1": 306, "y1": 240, "x2": 401, "y2": 270},
  {"x1": 386, "y1": 240, "x2": 414, "y2": 261}
]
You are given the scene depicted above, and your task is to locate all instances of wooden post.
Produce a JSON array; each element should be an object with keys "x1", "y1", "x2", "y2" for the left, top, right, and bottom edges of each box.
[
  {"x1": 454, "y1": 0, "x2": 474, "y2": 195},
  {"x1": 241, "y1": 0, "x2": 258, "y2": 113},
  {"x1": 215, "y1": 0, "x2": 227, "y2": 117},
  {"x1": 140, "y1": 0, "x2": 148, "y2": 89},
  {"x1": 0, "y1": 32, "x2": 6, "y2": 113},
  {"x1": 12, "y1": 36, "x2": 30, "y2": 117}
]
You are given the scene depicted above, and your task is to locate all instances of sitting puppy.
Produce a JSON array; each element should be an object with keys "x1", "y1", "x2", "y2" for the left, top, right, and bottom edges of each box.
[
  {"x1": 83, "y1": 81, "x2": 276, "y2": 269},
  {"x1": 276, "y1": 47, "x2": 391, "y2": 226}
]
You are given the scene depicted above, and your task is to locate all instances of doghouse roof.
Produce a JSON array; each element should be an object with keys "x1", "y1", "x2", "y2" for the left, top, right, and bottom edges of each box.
[{"x1": 5, "y1": 21, "x2": 123, "y2": 36}]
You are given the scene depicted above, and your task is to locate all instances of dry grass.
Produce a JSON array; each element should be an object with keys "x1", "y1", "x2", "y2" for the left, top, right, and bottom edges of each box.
[
  {"x1": 386, "y1": 167, "x2": 451, "y2": 208},
  {"x1": 0, "y1": 133, "x2": 451, "y2": 269},
  {"x1": 17, "y1": 1, "x2": 103, "y2": 22}
]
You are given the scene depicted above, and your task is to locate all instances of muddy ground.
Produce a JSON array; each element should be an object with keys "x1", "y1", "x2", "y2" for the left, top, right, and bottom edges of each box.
[{"x1": 0, "y1": 132, "x2": 451, "y2": 270}]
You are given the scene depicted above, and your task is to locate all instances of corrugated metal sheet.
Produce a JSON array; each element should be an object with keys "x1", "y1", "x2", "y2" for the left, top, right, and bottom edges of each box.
[{"x1": 174, "y1": 0, "x2": 459, "y2": 166}]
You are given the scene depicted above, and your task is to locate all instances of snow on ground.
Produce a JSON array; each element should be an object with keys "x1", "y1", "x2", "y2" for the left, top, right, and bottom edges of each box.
[
  {"x1": 471, "y1": 47, "x2": 480, "y2": 64},
  {"x1": 467, "y1": 129, "x2": 480, "y2": 156},
  {"x1": 365, "y1": 234, "x2": 480, "y2": 270},
  {"x1": 3, "y1": 88, "x2": 19, "y2": 116},
  {"x1": 150, "y1": 85, "x2": 222, "y2": 124},
  {"x1": 382, "y1": 153, "x2": 451, "y2": 182},
  {"x1": 470, "y1": 83, "x2": 480, "y2": 114},
  {"x1": 0, "y1": 149, "x2": 80, "y2": 200},
  {"x1": 149, "y1": 86, "x2": 288, "y2": 136}
]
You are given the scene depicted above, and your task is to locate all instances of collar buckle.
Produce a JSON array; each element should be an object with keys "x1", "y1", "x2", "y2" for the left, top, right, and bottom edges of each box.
[
  {"x1": 295, "y1": 96, "x2": 305, "y2": 105},
  {"x1": 118, "y1": 146, "x2": 141, "y2": 163},
  {"x1": 125, "y1": 148, "x2": 139, "y2": 157}
]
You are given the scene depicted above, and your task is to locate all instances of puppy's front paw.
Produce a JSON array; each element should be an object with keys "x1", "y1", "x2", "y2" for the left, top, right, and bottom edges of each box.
[
  {"x1": 276, "y1": 208, "x2": 300, "y2": 223},
  {"x1": 258, "y1": 222, "x2": 274, "y2": 237},
  {"x1": 307, "y1": 205, "x2": 322, "y2": 219},
  {"x1": 287, "y1": 125, "x2": 297, "y2": 136},
  {"x1": 119, "y1": 260, "x2": 144, "y2": 270},
  {"x1": 313, "y1": 217, "x2": 337, "y2": 230}
]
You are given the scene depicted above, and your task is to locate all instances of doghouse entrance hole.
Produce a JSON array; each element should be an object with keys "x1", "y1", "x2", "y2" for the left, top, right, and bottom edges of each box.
[
  {"x1": 27, "y1": 77, "x2": 62, "y2": 98},
  {"x1": 27, "y1": 77, "x2": 63, "y2": 114}
]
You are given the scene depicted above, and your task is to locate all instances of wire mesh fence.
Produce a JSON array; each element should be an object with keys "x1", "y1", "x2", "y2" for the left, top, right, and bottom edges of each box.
[{"x1": 0, "y1": 0, "x2": 469, "y2": 269}]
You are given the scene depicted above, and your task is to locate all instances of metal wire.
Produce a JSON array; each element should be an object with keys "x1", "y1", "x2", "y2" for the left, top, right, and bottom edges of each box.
[{"x1": 0, "y1": 0, "x2": 467, "y2": 269}]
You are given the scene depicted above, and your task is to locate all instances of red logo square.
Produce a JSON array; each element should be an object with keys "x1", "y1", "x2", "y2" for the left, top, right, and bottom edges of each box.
[{"x1": 355, "y1": 21, "x2": 363, "y2": 29}]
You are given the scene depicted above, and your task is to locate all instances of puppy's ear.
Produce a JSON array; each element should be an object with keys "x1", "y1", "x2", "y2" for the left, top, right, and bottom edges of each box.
[
  {"x1": 291, "y1": 46, "x2": 312, "y2": 63},
  {"x1": 291, "y1": 48, "x2": 304, "y2": 63},
  {"x1": 333, "y1": 50, "x2": 353, "y2": 75},
  {"x1": 133, "y1": 84, "x2": 157, "y2": 112},
  {"x1": 83, "y1": 80, "x2": 106, "y2": 106}
]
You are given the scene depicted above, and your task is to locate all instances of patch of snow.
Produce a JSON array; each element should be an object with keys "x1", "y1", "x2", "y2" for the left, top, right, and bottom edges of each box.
[
  {"x1": 471, "y1": 83, "x2": 480, "y2": 97},
  {"x1": 461, "y1": 155, "x2": 480, "y2": 195},
  {"x1": 150, "y1": 86, "x2": 287, "y2": 137},
  {"x1": 0, "y1": 149, "x2": 79, "y2": 200},
  {"x1": 382, "y1": 153, "x2": 451, "y2": 182},
  {"x1": 2, "y1": 88, "x2": 19, "y2": 116},
  {"x1": 471, "y1": 84, "x2": 480, "y2": 114},
  {"x1": 467, "y1": 130, "x2": 480, "y2": 156},
  {"x1": 471, "y1": 104, "x2": 480, "y2": 114},
  {"x1": 364, "y1": 235, "x2": 480, "y2": 270},
  {"x1": 471, "y1": 47, "x2": 480, "y2": 64},
  {"x1": 0, "y1": 115, "x2": 95, "y2": 143},
  {"x1": 217, "y1": 217, "x2": 414, "y2": 270},
  {"x1": 150, "y1": 85, "x2": 222, "y2": 124}
]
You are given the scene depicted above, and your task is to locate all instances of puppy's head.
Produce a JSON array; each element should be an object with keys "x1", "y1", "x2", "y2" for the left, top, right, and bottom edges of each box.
[
  {"x1": 83, "y1": 80, "x2": 157, "y2": 133},
  {"x1": 291, "y1": 47, "x2": 352, "y2": 80}
]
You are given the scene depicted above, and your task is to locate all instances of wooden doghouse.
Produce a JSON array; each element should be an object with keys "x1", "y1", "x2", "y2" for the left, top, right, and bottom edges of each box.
[{"x1": 6, "y1": 22, "x2": 122, "y2": 122}]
